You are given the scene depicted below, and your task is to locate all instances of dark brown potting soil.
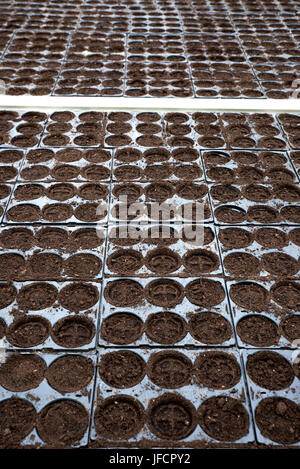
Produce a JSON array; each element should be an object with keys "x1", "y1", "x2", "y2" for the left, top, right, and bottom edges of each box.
[
  {"x1": 7, "y1": 315, "x2": 51, "y2": 348},
  {"x1": 107, "y1": 249, "x2": 143, "y2": 274},
  {"x1": 99, "y1": 351, "x2": 146, "y2": 388},
  {"x1": 185, "y1": 279, "x2": 225, "y2": 307},
  {"x1": 219, "y1": 228, "x2": 253, "y2": 249},
  {"x1": 280, "y1": 315, "x2": 300, "y2": 342},
  {"x1": 94, "y1": 396, "x2": 144, "y2": 440},
  {"x1": 46, "y1": 355, "x2": 94, "y2": 393},
  {"x1": 188, "y1": 312, "x2": 233, "y2": 345},
  {"x1": 37, "y1": 400, "x2": 89, "y2": 446},
  {"x1": 0, "y1": 354, "x2": 46, "y2": 391},
  {"x1": 224, "y1": 252, "x2": 260, "y2": 277},
  {"x1": 101, "y1": 313, "x2": 144, "y2": 345},
  {"x1": 255, "y1": 227, "x2": 288, "y2": 248},
  {"x1": 147, "y1": 393, "x2": 196, "y2": 440},
  {"x1": 145, "y1": 248, "x2": 181, "y2": 274},
  {"x1": 145, "y1": 312, "x2": 187, "y2": 345},
  {"x1": 147, "y1": 351, "x2": 192, "y2": 389},
  {"x1": 230, "y1": 282, "x2": 268, "y2": 312},
  {"x1": 198, "y1": 396, "x2": 249, "y2": 442},
  {"x1": 255, "y1": 398, "x2": 300, "y2": 444},
  {"x1": 51, "y1": 316, "x2": 95, "y2": 348},
  {"x1": 236, "y1": 315, "x2": 279, "y2": 347},
  {"x1": 194, "y1": 352, "x2": 241, "y2": 390},
  {"x1": 246, "y1": 351, "x2": 294, "y2": 390},
  {"x1": 0, "y1": 398, "x2": 37, "y2": 447}
]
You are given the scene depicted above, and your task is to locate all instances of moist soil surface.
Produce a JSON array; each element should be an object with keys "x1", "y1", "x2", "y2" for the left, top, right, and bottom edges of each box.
[
  {"x1": 46, "y1": 355, "x2": 94, "y2": 393},
  {"x1": 147, "y1": 351, "x2": 192, "y2": 389},
  {"x1": 147, "y1": 393, "x2": 197, "y2": 440},
  {"x1": 188, "y1": 312, "x2": 233, "y2": 345},
  {"x1": 224, "y1": 252, "x2": 260, "y2": 277},
  {"x1": 37, "y1": 400, "x2": 89, "y2": 446},
  {"x1": 101, "y1": 313, "x2": 144, "y2": 345},
  {"x1": 0, "y1": 398, "x2": 37, "y2": 446},
  {"x1": 94, "y1": 396, "x2": 144, "y2": 440},
  {"x1": 99, "y1": 351, "x2": 146, "y2": 388},
  {"x1": 236, "y1": 315, "x2": 279, "y2": 347},
  {"x1": 193, "y1": 352, "x2": 241, "y2": 389},
  {"x1": 51, "y1": 316, "x2": 95, "y2": 348},
  {"x1": 145, "y1": 312, "x2": 187, "y2": 345},
  {"x1": 246, "y1": 351, "x2": 294, "y2": 390},
  {"x1": 0, "y1": 354, "x2": 46, "y2": 391},
  {"x1": 7, "y1": 316, "x2": 51, "y2": 348},
  {"x1": 255, "y1": 398, "x2": 300, "y2": 444},
  {"x1": 198, "y1": 396, "x2": 250, "y2": 442},
  {"x1": 1, "y1": 107, "x2": 300, "y2": 449}
]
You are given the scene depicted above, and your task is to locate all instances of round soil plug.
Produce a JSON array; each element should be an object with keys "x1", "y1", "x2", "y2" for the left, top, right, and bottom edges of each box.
[
  {"x1": 188, "y1": 312, "x2": 233, "y2": 345},
  {"x1": 145, "y1": 312, "x2": 187, "y2": 345},
  {"x1": 147, "y1": 351, "x2": 192, "y2": 389},
  {"x1": 46, "y1": 355, "x2": 94, "y2": 393},
  {"x1": 198, "y1": 396, "x2": 249, "y2": 442},
  {"x1": 147, "y1": 393, "x2": 197, "y2": 440},
  {"x1": 100, "y1": 313, "x2": 143, "y2": 345},
  {"x1": 37, "y1": 400, "x2": 89, "y2": 447},
  {"x1": 94, "y1": 396, "x2": 144, "y2": 440},
  {"x1": 99, "y1": 351, "x2": 146, "y2": 388}
]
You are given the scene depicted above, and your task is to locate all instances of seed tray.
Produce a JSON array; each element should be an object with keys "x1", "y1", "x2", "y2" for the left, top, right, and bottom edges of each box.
[
  {"x1": 61, "y1": 60, "x2": 126, "y2": 74},
  {"x1": 164, "y1": 113, "x2": 197, "y2": 147},
  {"x1": 90, "y1": 347, "x2": 255, "y2": 446},
  {"x1": 0, "y1": 149, "x2": 26, "y2": 183},
  {"x1": 216, "y1": 225, "x2": 300, "y2": 279},
  {"x1": 228, "y1": 277, "x2": 300, "y2": 315},
  {"x1": 53, "y1": 81, "x2": 124, "y2": 98},
  {"x1": 105, "y1": 112, "x2": 165, "y2": 148},
  {"x1": 241, "y1": 349, "x2": 300, "y2": 446},
  {"x1": 109, "y1": 182, "x2": 213, "y2": 224},
  {"x1": 192, "y1": 114, "x2": 227, "y2": 150},
  {"x1": 226, "y1": 278, "x2": 300, "y2": 349},
  {"x1": 0, "y1": 60, "x2": 62, "y2": 78},
  {"x1": 64, "y1": 51, "x2": 125, "y2": 63},
  {"x1": 0, "y1": 225, "x2": 106, "y2": 281},
  {"x1": 66, "y1": 37, "x2": 126, "y2": 57},
  {"x1": 40, "y1": 112, "x2": 107, "y2": 148},
  {"x1": 19, "y1": 147, "x2": 113, "y2": 183},
  {"x1": 124, "y1": 83, "x2": 194, "y2": 99},
  {"x1": 276, "y1": 113, "x2": 300, "y2": 150},
  {"x1": 112, "y1": 142, "x2": 202, "y2": 168},
  {"x1": 3, "y1": 52, "x2": 66, "y2": 64},
  {"x1": 194, "y1": 85, "x2": 264, "y2": 99},
  {"x1": 0, "y1": 280, "x2": 101, "y2": 350},
  {"x1": 0, "y1": 114, "x2": 47, "y2": 149},
  {"x1": 5, "y1": 182, "x2": 111, "y2": 225},
  {"x1": 0, "y1": 351, "x2": 96, "y2": 448},
  {"x1": 112, "y1": 160, "x2": 204, "y2": 182},
  {"x1": 105, "y1": 223, "x2": 222, "y2": 277},
  {"x1": 100, "y1": 276, "x2": 233, "y2": 347},
  {"x1": 0, "y1": 224, "x2": 106, "y2": 252},
  {"x1": 220, "y1": 113, "x2": 287, "y2": 151},
  {"x1": 209, "y1": 185, "x2": 300, "y2": 226},
  {"x1": 202, "y1": 150, "x2": 299, "y2": 184}
]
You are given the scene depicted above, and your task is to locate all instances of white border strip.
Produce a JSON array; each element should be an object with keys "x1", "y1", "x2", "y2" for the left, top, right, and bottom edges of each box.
[{"x1": 0, "y1": 96, "x2": 300, "y2": 112}]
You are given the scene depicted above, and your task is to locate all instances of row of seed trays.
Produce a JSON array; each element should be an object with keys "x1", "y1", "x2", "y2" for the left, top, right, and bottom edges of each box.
[
  {"x1": 0, "y1": 348, "x2": 299, "y2": 448},
  {"x1": 0, "y1": 107, "x2": 299, "y2": 449},
  {"x1": 1, "y1": 24, "x2": 300, "y2": 98},
  {"x1": 0, "y1": 347, "x2": 298, "y2": 447}
]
